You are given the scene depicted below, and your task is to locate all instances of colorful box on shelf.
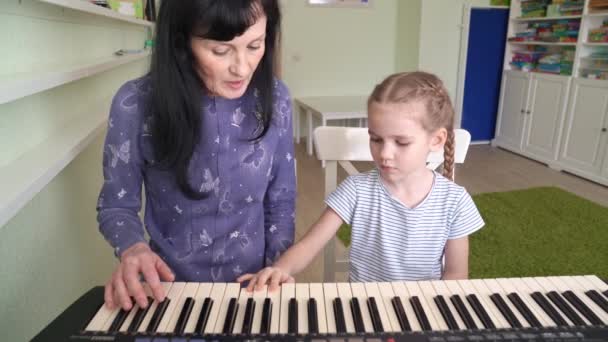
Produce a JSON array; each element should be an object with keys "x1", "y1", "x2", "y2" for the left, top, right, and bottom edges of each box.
[{"x1": 108, "y1": 0, "x2": 143, "y2": 19}]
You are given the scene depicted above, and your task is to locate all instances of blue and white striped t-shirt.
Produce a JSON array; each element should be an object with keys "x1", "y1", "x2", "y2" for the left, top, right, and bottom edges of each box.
[{"x1": 325, "y1": 169, "x2": 484, "y2": 282}]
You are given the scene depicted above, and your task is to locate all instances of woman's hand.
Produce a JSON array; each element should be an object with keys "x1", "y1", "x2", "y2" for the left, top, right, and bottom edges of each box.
[
  {"x1": 237, "y1": 266, "x2": 294, "y2": 292},
  {"x1": 104, "y1": 242, "x2": 175, "y2": 310}
]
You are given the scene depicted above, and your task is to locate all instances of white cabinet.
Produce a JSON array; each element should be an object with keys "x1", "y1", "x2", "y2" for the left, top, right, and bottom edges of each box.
[
  {"x1": 523, "y1": 73, "x2": 571, "y2": 162},
  {"x1": 559, "y1": 78, "x2": 608, "y2": 184},
  {"x1": 494, "y1": 71, "x2": 570, "y2": 164},
  {"x1": 495, "y1": 71, "x2": 529, "y2": 151}
]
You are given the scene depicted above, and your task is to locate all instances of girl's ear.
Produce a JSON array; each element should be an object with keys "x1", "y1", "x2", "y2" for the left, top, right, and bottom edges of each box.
[{"x1": 429, "y1": 128, "x2": 448, "y2": 152}]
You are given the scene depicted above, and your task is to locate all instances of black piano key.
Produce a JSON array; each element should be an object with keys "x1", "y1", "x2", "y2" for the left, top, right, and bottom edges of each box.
[
  {"x1": 367, "y1": 297, "x2": 384, "y2": 333},
  {"x1": 585, "y1": 290, "x2": 608, "y2": 314},
  {"x1": 507, "y1": 292, "x2": 542, "y2": 328},
  {"x1": 173, "y1": 297, "x2": 195, "y2": 334},
  {"x1": 489, "y1": 293, "x2": 521, "y2": 328},
  {"x1": 127, "y1": 296, "x2": 153, "y2": 333},
  {"x1": 391, "y1": 296, "x2": 411, "y2": 332},
  {"x1": 434, "y1": 295, "x2": 460, "y2": 330},
  {"x1": 146, "y1": 298, "x2": 171, "y2": 333},
  {"x1": 603, "y1": 290, "x2": 608, "y2": 299},
  {"x1": 108, "y1": 308, "x2": 130, "y2": 332},
  {"x1": 195, "y1": 297, "x2": 213, "y2": 333},
  {"x1": 451, "y1": 294, "x2": 478, "y2": 330},
  {"x1": 241, "y1": 298, "x2": 256, "y2": 334},
  {"x1": 466, "y1": 294, "x2": 496, "y2": 329},
  {"x1": 562, "y1": 291, "x2": 603, "y2": 326},
  {"x1": 410, "y1": 296, "x2": 432, "y2": 331},
  {"x1": 546, "y1": 291, "x2": 586, "y2": 326},
  {"x1": 260, "y1": 298, "x2": 272, "y2": 335},
  {"x1": 531, "y1": 291, "x2": 568, "y2": 326},
  {"x1": 288, "y1": 298, "x2": 298, "y2": 334},
  {"x1": 222, "y1": 298, "x2": 239, "y2": 334},
  {"x1": 350, "y1": 297, "x2": 365, "y2": 333},
  {"x1": 333, "y1": 297, "x2": 347, "y2": 334},
  {"x1": 308, "y1": 298, "x2": 319, "y2": 334}
]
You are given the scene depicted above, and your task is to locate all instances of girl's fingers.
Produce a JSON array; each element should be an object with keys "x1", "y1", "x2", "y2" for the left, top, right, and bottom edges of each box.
[
  {"x1": 155, "y1": 257, "x2": 175, "y2": 282},
  {"x1": 104, "y1": 279, "x2": 115, "y2": 310},
  {"x1": 236, "y1": 273, "x2": 254, "y2": 283},
  {"x1": 113, "y1": 272, "x2": 132, "y2": 311},
  {"x1": 141, "y1": 260, "x2": 165, "y2": 303}
]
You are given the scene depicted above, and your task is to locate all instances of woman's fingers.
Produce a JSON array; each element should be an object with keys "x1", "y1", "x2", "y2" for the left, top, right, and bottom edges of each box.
[
  {"x1": 155, "y1": 257, "x2": 175, "y2": 282},
  {"x1": 140, "y1": 259, "x2": 165, "y2": 303},
  {"x1": 104, "y1": 279, "x2": 116, "y2": 310},
  {"x1": 123, "y1": 260, "x2": 148, "y2": 309},
  {"x1": 112, "y1": 270, "x2": 133, "y2": 310}
]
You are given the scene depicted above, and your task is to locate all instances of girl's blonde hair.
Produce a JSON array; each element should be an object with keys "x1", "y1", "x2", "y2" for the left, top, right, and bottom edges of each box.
[{"x1": 368, "y1": 71, "x2": 456, "y2": 180}]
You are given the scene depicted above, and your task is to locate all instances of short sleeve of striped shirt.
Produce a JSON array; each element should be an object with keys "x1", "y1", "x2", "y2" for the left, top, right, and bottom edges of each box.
[
  {"x1": 448, "y1": 191, "x2": 485, "y2": 239},
  {"x1": 325, "y1": 176, "x2": 358, "y2": 225}
]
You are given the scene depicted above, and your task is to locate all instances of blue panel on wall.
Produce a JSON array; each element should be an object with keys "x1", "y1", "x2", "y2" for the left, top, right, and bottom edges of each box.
[{"x1": 462, "y1": 8, "x2": 509, "y2": 141}]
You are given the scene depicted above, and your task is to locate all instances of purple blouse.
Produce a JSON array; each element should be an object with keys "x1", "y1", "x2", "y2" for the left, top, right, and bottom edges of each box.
[{"x1": 97, "y1": 77, "x2": 296, "y2": 282}]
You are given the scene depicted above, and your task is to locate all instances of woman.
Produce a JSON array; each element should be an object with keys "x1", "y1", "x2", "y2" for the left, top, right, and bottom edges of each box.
[{"x1": 97, "y1": 0, "x2": 295, "y2": 311}]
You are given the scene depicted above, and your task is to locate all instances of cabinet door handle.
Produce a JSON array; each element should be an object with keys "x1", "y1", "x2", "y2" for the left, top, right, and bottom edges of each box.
[
  {"x1": 526, "y1": 110, "x2": 531, "y2": 115},
  {"x1": 521, "y1": 109, "x2": 525, "y2": 114},
  {"x1": 602, "y1": 128, "x2": 607, "y2": 132}
]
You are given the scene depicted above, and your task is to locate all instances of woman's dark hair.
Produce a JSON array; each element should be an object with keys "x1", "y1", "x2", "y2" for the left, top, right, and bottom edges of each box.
[{"x1": 149, "y1": 0, "x2": 281, "y2": 198}]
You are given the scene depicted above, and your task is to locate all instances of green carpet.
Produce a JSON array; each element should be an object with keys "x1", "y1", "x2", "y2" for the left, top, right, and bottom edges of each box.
[{"x1": 336, "y1": 187, "x2": 608, "y2": 279}]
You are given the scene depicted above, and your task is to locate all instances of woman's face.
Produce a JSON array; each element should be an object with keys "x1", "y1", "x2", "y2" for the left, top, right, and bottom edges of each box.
[{"x1": 190, "y1": 15, "x2": 267, "y2": 99}]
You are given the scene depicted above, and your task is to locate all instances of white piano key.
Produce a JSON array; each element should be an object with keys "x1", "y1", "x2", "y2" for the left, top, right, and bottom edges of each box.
[
  {"x1": 184, "y1": 282, "x2": 213, "y2": 334},
  {"x1": 85, "y1": 299, "x2": 118, "y2": 331},
  {"x1": 364, "y1": 282, "x2": 395, "y2": 332},
  {"x1": 534, "y1": 277, "x2": 587, "y2": 325},
  {"x1": 156, "y1": 282, "x2": 187, "y2": 332},
  {"x1": 279, "y1": 283, "x2": 295, "y2": 334},
  {"x1": 445, "y1": 280, "x2": 485, "y2": 329},
  {"x1": 503, "y1": 278, "x2": 555, "y2": 327},
  {"x1": 336, "y1": 282, "x2": 356, "y2": 333},
  {"x1": 118, "y1": 283, "x2": 155, "y2": 332},
  {"x1": 558, "y1": 276, "x2": 608, "y2": 324},
  {"x1": 267, "y1": 285, "x2": 281, "y2": 335},
  {"x1": 390, "y1": 281, "x2": 422, "y2": 332},
  {"x1": 212, "y1": 283, "x2": 241, "y2": 333},
  {"x1": 521, "y1": 277, "x2": 572, "y2": 326},
  {"x1": 164, "y1": 282, "x2": 199, "y2": 333},
  {"x1": 233, "y1": 285, "x2": 253, "y2": 334},
  {"x1": 100, "y1": 306, "x2": 123, "y2": 331},
  {"x1": 350, "y1": 282, "x2": 375, "y2": 333},
  {"x1": 377, "y1": 282, "x2": 403, "y2": 332},
  {"x1": 309, "y1": 283, "x2": 328, "y2": 334},
  {"x1": 250, "y1": 285, "x2": 268, "y2": 334},
  {"x1": 137, "y1": 282, "x2": 174, "y2": 333},
  {"x1": 469, "y1": 279, "x2": 511, "y2": 329},
  {"x1": 417, "y1": 280, "x2": 449, "y2": 331},
  {"x1": 405, "y1": 281, "x2": 441, "y2": 331},
  {"x1": 323, "y1": 283, "x2": 338, "y2": 334},
  {"x1": 483, "y1": 278, "x2": 530, "y2": 328},
  {"x1": 296, "y1": 283, "x2": 310, "y2": 334},
  {"x1": 203, "y1": 283, "x2": 227, "y2": 334},
  {"x1": 430, "y1": 280, "x2": 466, "y2": 330},
  {"x1": 584, "y1": 275, "x2": 608, "y2": 292}
]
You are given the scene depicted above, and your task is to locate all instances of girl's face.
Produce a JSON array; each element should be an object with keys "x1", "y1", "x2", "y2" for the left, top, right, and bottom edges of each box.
[
  {"x1": 367, "y1": 100, "x2": 446, "y2": 184},
  {"x1": 190, "y1": 15, "x2": 267, "y2": 99}
]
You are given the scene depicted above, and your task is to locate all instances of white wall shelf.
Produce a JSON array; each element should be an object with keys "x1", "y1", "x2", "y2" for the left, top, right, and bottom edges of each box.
[
  {"x1": 0, "y1": 101, "x2": 109, "y2": 228},
  {"x1": 512, "y1": 15, "x2": 582, "y2": 21},
  {"x1": 38, "y1": 0, "x2": 154, "y2": 27},
  {"x1": 0, "y1": 52, "x2": 150, "y2": 105}
]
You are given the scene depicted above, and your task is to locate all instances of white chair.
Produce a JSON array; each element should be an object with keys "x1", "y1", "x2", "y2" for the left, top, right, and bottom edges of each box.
[{"x1": 313, "y1": 126, "x2": 472, "y2": 282}]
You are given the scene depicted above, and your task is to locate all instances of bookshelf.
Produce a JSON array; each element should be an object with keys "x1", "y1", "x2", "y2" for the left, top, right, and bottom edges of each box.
[{"x1": 494, "y1": 0, "x2": 608, "y2": 187}]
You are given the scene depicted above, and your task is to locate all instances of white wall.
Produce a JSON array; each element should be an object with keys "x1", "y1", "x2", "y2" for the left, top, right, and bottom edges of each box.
[{"x1": 418, "y1": 0, "x2": 492, "y2": 101}]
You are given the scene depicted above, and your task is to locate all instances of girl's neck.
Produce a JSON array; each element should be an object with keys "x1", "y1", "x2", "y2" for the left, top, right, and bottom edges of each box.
[{"x1": 381, "y1": 168, "x2": 435, "y2": 209}]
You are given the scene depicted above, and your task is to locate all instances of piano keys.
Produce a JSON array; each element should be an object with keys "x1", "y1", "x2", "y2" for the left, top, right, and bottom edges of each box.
[{"x1": 32, "y1": 276, "x2": 608, "y2": 342}]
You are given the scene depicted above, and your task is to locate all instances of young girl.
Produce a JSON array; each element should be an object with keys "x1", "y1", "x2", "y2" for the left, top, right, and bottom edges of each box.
[{"x1": 238, "y1": 71, "x2": 484, "y2": 290}]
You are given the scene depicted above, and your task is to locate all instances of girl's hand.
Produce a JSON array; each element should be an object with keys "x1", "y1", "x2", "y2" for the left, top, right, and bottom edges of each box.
[
  {"x1": 104, "y1": 242, "x2": 175, "y2": 311},
  {"x1": 237, "y1": 266, "x2": 295, "y2": 292}
]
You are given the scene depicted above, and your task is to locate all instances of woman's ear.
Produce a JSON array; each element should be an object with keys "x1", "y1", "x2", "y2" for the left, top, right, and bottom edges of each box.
[{"x1": 429, "y1": 128, "x2": 448, "y2": 152}]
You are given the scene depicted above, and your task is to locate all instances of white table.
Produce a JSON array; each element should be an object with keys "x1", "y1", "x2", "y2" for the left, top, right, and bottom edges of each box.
[{"x1": 293, "y1": 96, "x2": 368, "y2": 156}]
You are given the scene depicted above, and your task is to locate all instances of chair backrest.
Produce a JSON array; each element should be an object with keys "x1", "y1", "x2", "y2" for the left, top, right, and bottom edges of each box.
[{"x1": 313, "y1": 126, "x2": 472, "y2": 281}]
